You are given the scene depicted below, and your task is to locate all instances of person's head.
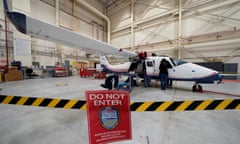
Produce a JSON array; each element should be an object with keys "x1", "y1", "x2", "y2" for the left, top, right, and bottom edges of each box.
[
  {"x1": 152, "y1": 53, "x2": 156, "y2": 56},
  {"x1": 161, "y1": 58, "x2": 166, "y2": 62},
  {"x1": 144, "y1": 51, "x2": 147, "y2": 57}
]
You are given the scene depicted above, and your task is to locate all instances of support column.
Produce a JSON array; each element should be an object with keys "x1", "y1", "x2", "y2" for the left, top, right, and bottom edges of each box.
[
  {"x1": 55, "y1": 0, "x2": 62, "y2": 64},
  {"x1": 131, "y1": 0, "x2": 134, "y2": 50},
  {"x1": 178, "y1": 0, "x2": 182, "y2": 59}
]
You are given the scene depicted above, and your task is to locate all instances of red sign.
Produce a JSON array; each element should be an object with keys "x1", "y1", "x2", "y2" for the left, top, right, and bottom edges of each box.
[{"x1": 86, "y1": 90, "x2": 132, "y2": 144}]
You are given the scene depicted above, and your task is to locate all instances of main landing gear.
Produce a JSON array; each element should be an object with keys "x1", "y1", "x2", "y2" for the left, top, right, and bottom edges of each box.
[{"x1": 192, "y1": 83, "x2": 203, "y2": 92}]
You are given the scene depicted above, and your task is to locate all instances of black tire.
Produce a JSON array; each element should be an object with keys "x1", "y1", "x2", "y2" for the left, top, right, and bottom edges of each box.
[{"x1": 192, "y1": 84, "x2": 203, "y2": 92}]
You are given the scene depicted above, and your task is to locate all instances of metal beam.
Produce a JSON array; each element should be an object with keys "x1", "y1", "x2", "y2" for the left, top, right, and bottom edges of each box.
[{"x1": 178, "y1": 0, "x2": 182, "y2": 59}]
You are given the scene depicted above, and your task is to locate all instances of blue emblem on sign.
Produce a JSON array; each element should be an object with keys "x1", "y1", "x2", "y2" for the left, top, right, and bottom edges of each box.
[{"x1": 99, "y1": 107, "x2": 119, "y2": 130}]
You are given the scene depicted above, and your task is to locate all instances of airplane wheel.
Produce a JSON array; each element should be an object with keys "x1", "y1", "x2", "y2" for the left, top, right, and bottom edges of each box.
[{"x1": 192, "y1": 84, "x2": 203, "y2": 92}]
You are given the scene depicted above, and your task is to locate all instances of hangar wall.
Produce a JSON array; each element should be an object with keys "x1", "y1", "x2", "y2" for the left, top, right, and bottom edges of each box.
[{"x1": 29, "y1": 0, "x2": 105, "y2": 68}]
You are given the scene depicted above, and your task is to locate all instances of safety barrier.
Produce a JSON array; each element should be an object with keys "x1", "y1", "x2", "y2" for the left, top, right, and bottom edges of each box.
[
  {"x1": 0, "y1": 95, "x2": 240, "y2": 112},
  {"x1": 0, "y1": 95, "x2": 86, "y2": 110}
]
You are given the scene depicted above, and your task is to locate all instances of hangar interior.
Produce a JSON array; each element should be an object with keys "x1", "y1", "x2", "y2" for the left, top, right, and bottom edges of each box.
[
  {"x1": 0, "y1": 1, "x2": 240, "y2": 144},
  {"x1": 0, "y1": 0, "x2": 240, "y2": 78}
]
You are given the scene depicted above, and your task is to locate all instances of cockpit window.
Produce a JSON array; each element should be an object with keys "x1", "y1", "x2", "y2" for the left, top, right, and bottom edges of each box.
[
  {"x1": 146, "y1": 61, "x2": 153, "y2": 67},
  {"x1": 169, "y1": 58, "x2": 176, "y2": 66},
  {"x1": 171, "y1": 58, "x2": 187, "y2": 66}
]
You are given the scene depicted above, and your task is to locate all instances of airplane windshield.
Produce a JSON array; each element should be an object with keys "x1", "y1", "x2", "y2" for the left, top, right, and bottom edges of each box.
[{"x1": 170, "y1": 58, "x2": 187, "y2": 66}]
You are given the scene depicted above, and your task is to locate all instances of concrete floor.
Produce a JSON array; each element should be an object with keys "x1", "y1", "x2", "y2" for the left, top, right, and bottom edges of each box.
[{"x1": 0, "y1": 76, "x2": 240, "y2": 144}]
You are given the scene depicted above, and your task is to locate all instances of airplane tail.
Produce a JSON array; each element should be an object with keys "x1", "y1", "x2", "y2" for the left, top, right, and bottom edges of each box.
[
  {"x1": 99, "y1": 55, "x2": 110, "y2": 66},
  {"x1": 3, "y1": 0, "x2": 9, "y2": 13},
  {"x1": 99, "y1": 55, "x2": 131, "y2": 74},
  {"x1": 3, "y1": 0, "x2": 27, "y2": 34},
  {"x1": 99, "y1": 55, "x2": 112, "y2": 73}
]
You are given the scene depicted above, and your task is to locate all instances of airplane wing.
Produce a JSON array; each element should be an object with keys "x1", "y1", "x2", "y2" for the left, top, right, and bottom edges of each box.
[{"x1": 3, "y1": 0, "x2": 136, "y2": 58}]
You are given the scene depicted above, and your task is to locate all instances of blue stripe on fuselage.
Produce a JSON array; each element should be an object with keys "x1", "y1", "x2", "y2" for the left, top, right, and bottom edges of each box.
[
  {"x1": 149, "y1": 73, "x2": 222, "y2": 84},
  {"x1": 101, "y1": 64, "x2": 129, "y2": 75}
]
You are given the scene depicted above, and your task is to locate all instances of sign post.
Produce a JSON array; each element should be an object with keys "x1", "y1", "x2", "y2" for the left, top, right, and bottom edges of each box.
[{"x1": 86, "y1": 90, "x2": 132, "y2": 144}]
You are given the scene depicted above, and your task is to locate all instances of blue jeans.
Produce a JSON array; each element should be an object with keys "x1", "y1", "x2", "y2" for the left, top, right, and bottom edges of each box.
[
  {"x1": 160, "y1": 74, "x2": 168, "y2": 90},
  {"x1": 144, "y1": 74, "x2": 150, "y2": 87}
]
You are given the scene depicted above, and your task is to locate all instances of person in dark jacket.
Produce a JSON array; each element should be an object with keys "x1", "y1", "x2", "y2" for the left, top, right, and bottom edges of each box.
[
  {"x1": 100, "y1": 73, "x2": 118, "y2": 90},
  {"x1": 159, "y1": 59, "x2": 172, "y2": 90},
  {"x1": 143, "y1": 60, "x2": 151, "y2": 87}
]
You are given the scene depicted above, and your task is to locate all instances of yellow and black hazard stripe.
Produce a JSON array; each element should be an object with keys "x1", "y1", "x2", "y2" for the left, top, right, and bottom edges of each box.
[
  {"x1": 1, "y1": 95, "x2": 240, "y2": 112},
  {"x1": 0, "y1": 95, "x2": 87, "y2": 110},
  {"x1": 130, "y1": 99, "x2": 240, "y2": 112}
]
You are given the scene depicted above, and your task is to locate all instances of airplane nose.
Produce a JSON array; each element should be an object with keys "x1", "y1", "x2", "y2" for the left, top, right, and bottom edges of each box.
[{"x1": 216, "y1": 73, "x2": 223, "y2": 84}]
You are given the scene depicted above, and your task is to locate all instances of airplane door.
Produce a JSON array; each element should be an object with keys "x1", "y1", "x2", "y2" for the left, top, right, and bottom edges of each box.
[{"x1": 145, "y1": 60, "x2": 154, "y2": 76}]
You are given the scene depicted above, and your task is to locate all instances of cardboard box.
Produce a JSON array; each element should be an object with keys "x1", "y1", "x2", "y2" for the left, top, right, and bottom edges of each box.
[{"x1": 5, "y1": 71, "x2": 23, "y2": 81}]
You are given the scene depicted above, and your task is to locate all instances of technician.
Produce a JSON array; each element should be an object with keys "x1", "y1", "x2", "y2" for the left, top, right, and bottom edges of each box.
[{"x1": 159, "y1": 59, "x2": 172, "y2": 90}]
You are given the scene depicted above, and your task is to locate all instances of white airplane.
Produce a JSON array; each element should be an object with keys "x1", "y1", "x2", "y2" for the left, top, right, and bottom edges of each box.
[
  {"x1": 3, "y1": 0, "x2": 223, "y2": 91},
  {"x1": 100, "y1": 55, "x2": 222, "y2": 90}
]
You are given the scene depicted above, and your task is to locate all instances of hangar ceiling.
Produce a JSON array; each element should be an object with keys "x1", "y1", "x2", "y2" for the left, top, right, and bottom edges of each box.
[
  {"x1": 105, "y1": 0, "x2": 240, "y2": 41},
  {"x1": 99, "y1": 0, "x2": 240, "y2": 61},
  {"x1": 98, "y1": 0, "x2": 119, "y2": 8}
]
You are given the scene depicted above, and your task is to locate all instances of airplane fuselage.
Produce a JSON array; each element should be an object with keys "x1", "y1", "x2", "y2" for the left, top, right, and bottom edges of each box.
[{"x1": 100, "y1": 56, "x2": 222, "y2": 84}]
